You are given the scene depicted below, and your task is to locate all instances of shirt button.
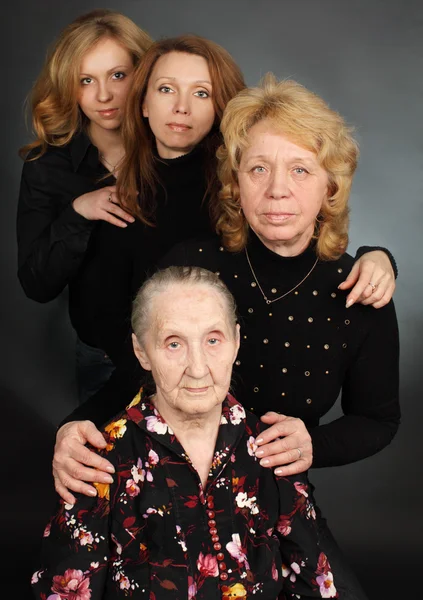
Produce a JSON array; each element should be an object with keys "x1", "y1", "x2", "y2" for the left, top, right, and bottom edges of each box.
[
  {"x1": 220, "y1": 572, "x2": 229, "y2": 581},
  {"x1": 217, "y1": 552, "x2": 225, "y2": 561},
  {"x1": 208, "y1": 519, "x2": 216, "y2": 527},
  {"x1": 213, "y1": 542, "x2": 222, "y2": 551},
  {"x1": 209, "y1": 528, "x2": 218, "y2": 536},
  {"x1": 219, "y1": 562, "x2": 227, "y2": 571},
  {"x1": 212, "y1": 535, "x2": 220, "y2": 543},
  {"x1": 207, "y1": 510, "x2": 215, "y2": 519}
]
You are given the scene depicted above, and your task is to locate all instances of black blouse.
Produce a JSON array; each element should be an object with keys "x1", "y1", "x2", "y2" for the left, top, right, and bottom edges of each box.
[
  {"x1": 33, "y1": 392, "x2": 338, "y2": 599},
  {"x1": 17, "y1": 132, "x2": 112, "y2": 303}
]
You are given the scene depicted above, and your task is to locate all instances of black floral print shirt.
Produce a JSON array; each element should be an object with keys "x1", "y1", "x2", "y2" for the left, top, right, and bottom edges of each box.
[{"x1": 32, "y1": 391, "x2": 337, "y2": 599}]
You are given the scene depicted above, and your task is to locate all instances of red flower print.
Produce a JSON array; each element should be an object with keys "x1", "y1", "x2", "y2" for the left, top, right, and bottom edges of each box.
[
  {"x1": 197, "y1": 552, "x2": 219, "y2": 577},
  {"x1": 51, "y1": 568, "x2": 91, "y2": 600},
  {"x1": 276, "y1": 516, "x2": 292, "y2": 536}
]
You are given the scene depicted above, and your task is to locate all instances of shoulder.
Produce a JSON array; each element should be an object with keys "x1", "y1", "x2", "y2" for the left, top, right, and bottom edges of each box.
[
  {"x1": 22, "y1": 142, "x2": 73, "y2": 179},
  {"x1": 159, "y1": 234, "x2": 223, "y2": 269}
]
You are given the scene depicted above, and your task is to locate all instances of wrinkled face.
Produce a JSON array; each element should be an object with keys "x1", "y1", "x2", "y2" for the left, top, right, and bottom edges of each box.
[
  {"x1": 238, "y1": 119, "x2": 329, "y2": 256},
  {"x1": 133, "y1": 284, "x2": 240, "y2": 419},
  {"x1": 78, "y1": 37, "x2": 134, "y2": 132},
  {"x1": 142, "y1": 51, "x2": 216, "y2": 159}
]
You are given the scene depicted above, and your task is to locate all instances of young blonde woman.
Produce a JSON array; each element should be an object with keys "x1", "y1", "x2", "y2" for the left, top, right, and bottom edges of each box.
[{"x1": 17, "y1": 9, "x2": 152, "y2": 400}]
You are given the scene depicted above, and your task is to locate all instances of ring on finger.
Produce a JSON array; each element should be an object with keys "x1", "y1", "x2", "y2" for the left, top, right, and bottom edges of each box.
[
  {"x1": 108, "y1": 192, "x2": 113, "y2": 203},
  {"x1": 368, "y1": 282, "x2": 378, "y2": 293},
  {"x1": 296, "y1": 447, "x2": 302, "y2": 460}
]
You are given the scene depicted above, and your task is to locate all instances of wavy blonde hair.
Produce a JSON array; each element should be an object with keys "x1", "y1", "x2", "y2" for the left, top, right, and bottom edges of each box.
[
  {"x1": 214, "y1": 74, "x2": 359, "y2": 260},
  {"x1": 117, "y1": 35, "x2": 246, "y2": 221},
  {"x1": 19, "y1": 9, "x2": 152, "y2": 159}
]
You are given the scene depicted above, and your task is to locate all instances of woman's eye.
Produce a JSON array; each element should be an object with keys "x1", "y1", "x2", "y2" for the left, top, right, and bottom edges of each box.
[
  {"x1": 80, "y1": 77, "x2": 92, "y2": 85},
  {"x1": 293, "y1": 167, "x2": 308, "y2": 175},
  {"x1": 158, "y1": 86, "x2": 173, "y2": 93},
  {"x1": 194, "y1": 90, "x2": 210, "y2": 98},
  {"x1": 168, "y1": 341, "x2": 180, "y2": 349},
  {"x1": 253, "y1": 166, "x2": 266, "y2": 173},
  {"x1": 112, "y1": 71, "x2": 126, "y2": 80},
  {"x1": 208, "y1": 338, "x2": 220, "y2": 346}
]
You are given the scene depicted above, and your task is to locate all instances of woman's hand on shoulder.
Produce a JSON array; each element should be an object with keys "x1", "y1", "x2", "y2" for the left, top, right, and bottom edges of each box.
[
  {"x1": 53, "y1": 420, "x2": 115, "y2": 505},
  {"x1": 339, "y1": 250, "x2": 396, "y2": 309},
  {"x1": 72, "y1": 186, "x2": 135, "y2": 228},
  {"x1": 255, "y1": 412, "x2": 313, "y2": 476}
]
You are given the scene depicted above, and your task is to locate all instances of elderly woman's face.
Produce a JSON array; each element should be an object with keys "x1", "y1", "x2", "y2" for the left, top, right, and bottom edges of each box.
[
  {"x1": 133, "y1": 284, "x2": 240, "y2": 417},
  {"x1": 238, "y1": 119, "x2": 329, "y2": 256}
]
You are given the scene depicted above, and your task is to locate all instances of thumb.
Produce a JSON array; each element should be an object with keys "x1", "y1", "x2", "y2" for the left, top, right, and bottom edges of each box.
[
  {"x1": 338, "y1": 261, "x2": 360, "y2": 290},
  {"x1": 79, "y1": 421, "x2": 107, "y2": 449}
]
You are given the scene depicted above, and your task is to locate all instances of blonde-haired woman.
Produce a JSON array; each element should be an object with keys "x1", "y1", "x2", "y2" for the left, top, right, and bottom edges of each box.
[{"x1": 17, "y1": 9, "x2": 152, "y2": 399}]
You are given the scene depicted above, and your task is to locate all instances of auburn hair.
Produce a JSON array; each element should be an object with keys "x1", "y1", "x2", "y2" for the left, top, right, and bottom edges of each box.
[
  {"x1": 117, "y1": 34, "x2": 246, "y2": 223},
  {"x1": 19, "y1": 9, "x2": 152, "y2": 159},
  {"x1": 214, "y1": 74, "x2": 359, "y2": 260}
]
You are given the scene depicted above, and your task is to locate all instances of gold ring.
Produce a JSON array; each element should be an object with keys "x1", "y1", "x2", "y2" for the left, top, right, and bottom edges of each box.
[
  {"x1": 108, "y1": 192, "x2": 113, "y2": 203},
  {"x1": 369, "y1": 282, "x2": 377, "y2": 293},
  {"x1": 296, "y1": 447, "x2": 302, "y2": 460}
]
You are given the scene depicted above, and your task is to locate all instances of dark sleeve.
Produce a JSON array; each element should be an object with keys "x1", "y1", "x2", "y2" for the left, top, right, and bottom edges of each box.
[
  {"x1": 275, "y1": 474, "x2": 337, "y2": 598},
  {"x1": 17, "y1": 157, "x2": 95, "y2": 302},
  {"x1": 60, "y1": 342, "x2": 144, "y2": 427},
  {"x1": 31, "y1": 482, "x2": 111, "y2": 597},
  {"x1": 354, "y1": 245, "x2": 398, "y2": 279},
  {"x1": 310, "y1": 300, "x2": 400, "y2": 467}
]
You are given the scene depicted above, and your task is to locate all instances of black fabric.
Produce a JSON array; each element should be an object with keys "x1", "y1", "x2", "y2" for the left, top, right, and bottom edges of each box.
[
  {"x1": 16, "y1": 131, "x2": 112, "y2": 302},
  {"x1": 68, "y1": 144, "x2": 212, "y2": 358},
  {"x1": 64, "y1": 232, "x2": 400, "y2": 469}
]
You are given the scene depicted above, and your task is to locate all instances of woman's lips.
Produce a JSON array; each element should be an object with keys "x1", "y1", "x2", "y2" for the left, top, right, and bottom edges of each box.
[
  {"x1": 184, "y1": 386, "x2": 209, "y2": 394},
  {"x1": 97, "y1": 108, "x2": 119, "y2": 118},
  {"x1": 263, "y1": 212, "x2": 295, "y2": 222},
  {"x1": 167, "y1": 123, "x2": 192, "y2": 132}
]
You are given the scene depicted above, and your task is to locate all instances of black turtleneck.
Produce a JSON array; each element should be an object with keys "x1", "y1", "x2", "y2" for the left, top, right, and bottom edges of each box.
[{"x1": 69, "y1": 145, "x2": 212, "y2": 357}]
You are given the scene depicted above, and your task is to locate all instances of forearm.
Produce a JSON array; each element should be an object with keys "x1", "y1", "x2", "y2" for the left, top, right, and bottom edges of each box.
[
  {"x1": 60, "y1": 355, "x2": 144, "y2": 428},
  {"x1": 355, "y1": 245, "x2": 398, "y2": 278},
  {"x1": 310, "y1": 413, "x2": 400, "y2": 468},
  {"x1": 18, "y1": 202, "x2": 94, "y2": 302}
]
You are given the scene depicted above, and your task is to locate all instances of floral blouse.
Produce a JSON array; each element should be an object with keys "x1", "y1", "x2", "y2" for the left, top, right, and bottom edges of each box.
[{"x1": 32, "y1": 391, "x2": 337, "y2": 599}]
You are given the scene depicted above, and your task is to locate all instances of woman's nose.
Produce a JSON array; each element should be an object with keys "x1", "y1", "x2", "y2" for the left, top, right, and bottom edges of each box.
[
  {"x1": 97, "y1": 81, "x2": 113, "y2": 103},
  {"x1": 173, "y1": 92, "x2": 190, "y2": 115},
  {"x1": 267, "y1": 168, "x2": 290, "y2": 199},
  {"x1": 186, "y1": 346, "x2": 208, "y2": 378}
]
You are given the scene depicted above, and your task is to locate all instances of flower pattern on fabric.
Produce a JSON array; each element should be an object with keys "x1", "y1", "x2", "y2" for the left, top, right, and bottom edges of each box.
[{"x1": 32, "y1": 390, "x2": 337, "y2": 599}]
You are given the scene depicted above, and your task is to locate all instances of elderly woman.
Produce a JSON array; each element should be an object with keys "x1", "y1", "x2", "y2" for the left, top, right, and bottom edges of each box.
[{"x1": 32, "y1": 266, "x2": 337, "y2": 600}]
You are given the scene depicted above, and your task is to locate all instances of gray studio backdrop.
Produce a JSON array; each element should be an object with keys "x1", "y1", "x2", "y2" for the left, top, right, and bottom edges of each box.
[{"x1": 2, "y1": 0, "x2": 422, "y2": 596}]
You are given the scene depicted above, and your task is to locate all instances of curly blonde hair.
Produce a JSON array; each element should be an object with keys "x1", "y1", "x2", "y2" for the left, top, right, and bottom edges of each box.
[
  {"x1": 213, "y1": 74, "x2": 359, "y2": 260},
  {"x1": 20, "y1": 9, "x2": 152, "y2": 159}
]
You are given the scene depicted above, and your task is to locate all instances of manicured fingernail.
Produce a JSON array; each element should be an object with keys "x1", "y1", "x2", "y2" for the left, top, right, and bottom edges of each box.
[
  {"x1": 260, "y1": 458, "x2": 270, "y2": 466},
  {"x1": 256, "y1": 438, "x2": 263, "y2": 444},
  {"x1": 345, "y1": 299, "x2": 354, "y2": 308},
  {"x1": 106, "y1": 466, "x2": 115, "y2": 473},
  {"x1": 103, "y1": 475, "x2": 114, "y2": 484},
  {"x1": 88, "y1": 488, "x2": 97, "y2": 496},
  {"x1": 255, "y1": 450, "x2": 264, "y2": 457},
  {"x1": 275, "y1": 469, "x2": 283, "y2": 476}
]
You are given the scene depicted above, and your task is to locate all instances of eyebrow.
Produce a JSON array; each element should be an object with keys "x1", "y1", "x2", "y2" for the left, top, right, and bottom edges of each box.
[
  {"x1": 80, "y1": 64, "x2": 132, "y2": 76},
  {"x1": 154, "y1": 76, "x2": 212, "y2": 86},
  {"x1": 244, "y1": 153, "x2": 317, "y2": 164}
]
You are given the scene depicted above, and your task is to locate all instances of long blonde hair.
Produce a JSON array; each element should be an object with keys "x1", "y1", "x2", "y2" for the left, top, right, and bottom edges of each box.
[
  {"x1": 214, "y1": 74, "x2": 359, "y2": 260},
  {"x1": 20, "y1": 9, "x2": 152, "y2": 159},
  {"x1": 117, "y1": 35, "x2": 246, "y2": 222}
]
